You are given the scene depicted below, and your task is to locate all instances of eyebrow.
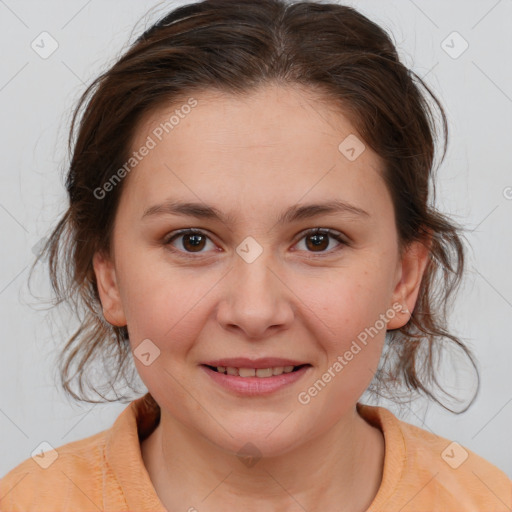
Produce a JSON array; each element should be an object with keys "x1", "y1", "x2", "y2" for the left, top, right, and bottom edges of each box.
[{"x1": 141, "y1": 199, "x2": 370, "y2": 225}]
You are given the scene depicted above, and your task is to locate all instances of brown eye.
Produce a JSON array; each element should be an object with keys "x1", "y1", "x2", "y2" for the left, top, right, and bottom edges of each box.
[
  {"x1": 165, "y1": 229, "x2": 215, "y2": 254},
  {"x1": 305, "y1": 232, "x2": 330, "y2": 251},
  {"x1": 182, "y1": 233, "x2": 206, "y2": 252},
  {"x1": 295, "y1": 228, "x2": 347, "y2": 254}
]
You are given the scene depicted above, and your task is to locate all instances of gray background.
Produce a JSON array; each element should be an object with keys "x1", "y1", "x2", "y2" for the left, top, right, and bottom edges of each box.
[{"x1": 1, "y1": 0, "x2": 511, "y2": 480}]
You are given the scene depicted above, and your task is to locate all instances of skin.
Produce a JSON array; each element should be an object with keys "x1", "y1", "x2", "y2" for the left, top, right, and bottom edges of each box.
[{"x1": 93, "y1": 83, "x2": 430, "y2": 512}]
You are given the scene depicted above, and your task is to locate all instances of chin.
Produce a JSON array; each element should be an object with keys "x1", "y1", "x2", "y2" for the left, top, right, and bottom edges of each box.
[{"x1": 203, "y1": 418, "x2": 310, "y2": 460}]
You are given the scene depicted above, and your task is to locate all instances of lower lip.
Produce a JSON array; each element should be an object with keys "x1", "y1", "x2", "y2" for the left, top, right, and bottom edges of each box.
[{"x1": 200, "y1": 365, "x2": 311, "y2": 396}]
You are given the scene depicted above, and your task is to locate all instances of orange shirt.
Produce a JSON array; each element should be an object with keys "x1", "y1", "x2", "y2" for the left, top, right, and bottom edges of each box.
[{"x1": 1, "y1": 393, "x2": 510, "y2": 511}]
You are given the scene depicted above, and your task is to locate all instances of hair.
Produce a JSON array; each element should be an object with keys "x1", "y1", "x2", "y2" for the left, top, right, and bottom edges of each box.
[{"x1": 31, "y1": 0, "x2": 479, "y2": 412}]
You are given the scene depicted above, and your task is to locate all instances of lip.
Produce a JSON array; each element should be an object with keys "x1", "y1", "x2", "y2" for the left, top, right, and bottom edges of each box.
[
  {"x1": 201, "y1": 357, "x2": 308, "y2": 369},
  {"x1": 200, "y1": 363, "x2": 312, "y2": 396}
]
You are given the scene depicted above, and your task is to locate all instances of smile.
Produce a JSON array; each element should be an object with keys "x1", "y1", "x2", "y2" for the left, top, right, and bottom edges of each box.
[
  {"x1": 200, "y1": 364, "x2": 312, "y2": 395},
  {"x1": 206, "y1": 364, "x2": 308, "y2": 377}
]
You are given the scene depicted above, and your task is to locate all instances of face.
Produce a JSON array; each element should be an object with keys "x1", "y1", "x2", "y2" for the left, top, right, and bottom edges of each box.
[{"x1": 94, "y1": 84, "x2": 428, "y2": 457}]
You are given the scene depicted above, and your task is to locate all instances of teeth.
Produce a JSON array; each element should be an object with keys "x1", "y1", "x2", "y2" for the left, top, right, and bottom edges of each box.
[
  {"x1": 239, "y1": 368, "x2": 256, "y2": 377},
  {"x1": 256, "y1": 368, "x2": 272, "y2": 378},
  {"x1": 215, "y1": 365, "x2": 299, "y2": 377}
]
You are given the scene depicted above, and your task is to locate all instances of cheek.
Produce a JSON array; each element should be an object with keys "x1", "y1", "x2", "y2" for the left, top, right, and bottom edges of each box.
[
  {"x1": 120, "y1": 266, "x2": 213, "y2": 394},
  {"x1": 303, "y1": 261, "x2": 393, "y2": 339},
  {"x1": 115, "y1": 251, "x2": 212, "y2": 350},
  {"x1": 300, "y1": 277, "x2": 387, "y2": 408},
  {"x1": 297, "y1": 258, "x2": 392, "y2": 396}
]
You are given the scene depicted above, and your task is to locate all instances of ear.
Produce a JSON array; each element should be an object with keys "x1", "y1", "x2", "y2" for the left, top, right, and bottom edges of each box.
[
  {"x1": 386, "y1": 233, "x2": 432, "y2": 330},
  {"x1": 92, "y1": 250, "x2": 127, "y2": 327}
]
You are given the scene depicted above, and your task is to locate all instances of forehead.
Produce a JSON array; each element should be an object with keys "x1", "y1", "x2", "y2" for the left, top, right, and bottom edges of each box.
[
  {"x1": 137, "y1": 84, "x2": 361, "y2": 152},
  {"x1": 118, "y1": 84, "x2": 390, "y2": 223}
]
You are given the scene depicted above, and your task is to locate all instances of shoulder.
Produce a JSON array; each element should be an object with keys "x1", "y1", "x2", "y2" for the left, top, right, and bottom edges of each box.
[
  {"x1": 400, "y1": 418, "x2": 511, "y2": 510},
  {"x1": 359, "y1": 404, "x2": 512, "y2": 511},
  {"x1": 0, "y1": 430, "x2": 114, "y2": 512}
]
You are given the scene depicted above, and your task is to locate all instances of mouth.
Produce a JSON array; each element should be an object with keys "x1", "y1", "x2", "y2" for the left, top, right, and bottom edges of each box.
[
  {"x1": 200, "y1": 362, "x2": 312, "y2": 396},
  {"x1": 202, "y1": 363, "x2": 311, "y2": 378}
]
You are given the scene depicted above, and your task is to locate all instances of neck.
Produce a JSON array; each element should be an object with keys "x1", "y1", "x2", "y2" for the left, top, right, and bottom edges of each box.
[{"x1": 141, "y1": 405, "x2": 385, "y2": 512}]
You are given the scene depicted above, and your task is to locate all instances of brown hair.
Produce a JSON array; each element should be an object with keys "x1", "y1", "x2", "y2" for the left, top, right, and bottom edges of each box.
[{"x1": 32, "y1": 0, "x2": 479, "y2": 411}]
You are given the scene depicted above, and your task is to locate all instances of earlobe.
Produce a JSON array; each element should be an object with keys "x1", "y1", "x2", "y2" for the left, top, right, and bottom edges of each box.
[
  {"x1": 387, "y1": 235, "x2": 432, "y2": 330},
  {"x1": 92, "y1": 251, "x2": 127, "y2": 327}
]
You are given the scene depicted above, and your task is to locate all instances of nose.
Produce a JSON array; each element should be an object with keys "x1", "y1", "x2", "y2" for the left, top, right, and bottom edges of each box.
[{"x1": 216, "y1": 249, "x2": 295, "y2": 340}]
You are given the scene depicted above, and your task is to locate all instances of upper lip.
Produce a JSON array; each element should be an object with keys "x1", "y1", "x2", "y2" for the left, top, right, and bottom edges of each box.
[{"x1": 202, "y1": 357, "x2": 310, "y2": 369}]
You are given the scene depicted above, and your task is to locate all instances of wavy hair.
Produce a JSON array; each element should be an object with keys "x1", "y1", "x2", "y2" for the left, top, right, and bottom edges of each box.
[{"x1": 31, "y1": 0, "x2": 479, "y2": 411}]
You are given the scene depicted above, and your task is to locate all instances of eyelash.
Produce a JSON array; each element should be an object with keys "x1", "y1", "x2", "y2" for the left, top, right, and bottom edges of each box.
[{"x1": 163, "y1": 228, "x2": 349, "y2": 258}]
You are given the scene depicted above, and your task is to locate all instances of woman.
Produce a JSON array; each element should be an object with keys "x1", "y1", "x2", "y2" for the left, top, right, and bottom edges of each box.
[{"x1": 1, "y1": 0, "x2": 510, "y2": 510}]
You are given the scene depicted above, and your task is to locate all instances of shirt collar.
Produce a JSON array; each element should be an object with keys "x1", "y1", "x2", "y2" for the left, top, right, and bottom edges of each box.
[
  {"x1": 105, "y1": 393, "x2": 166, "y2": 511},
  {"x1": 104, "y1": 394, "x2": 401, "y2": 511},
  {"x1": 356, "y1": 401, "x2": 406, "y2": 509}
]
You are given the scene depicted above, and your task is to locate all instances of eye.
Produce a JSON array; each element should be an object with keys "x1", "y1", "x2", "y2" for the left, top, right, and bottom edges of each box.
[
  {"x1": 294, "y1": 228, "x2": 348, "y2": 254},
  {"x1": 163, "y1": 227, "x2": 349, "y2": 258},
  {"x1": 164, "y1": 229, "x2": 217, "y2": 255}
]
